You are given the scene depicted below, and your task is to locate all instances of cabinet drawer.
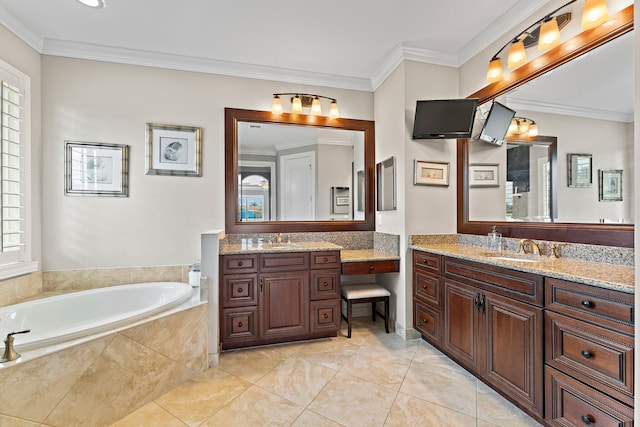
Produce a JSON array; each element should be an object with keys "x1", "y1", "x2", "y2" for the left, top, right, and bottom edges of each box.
[
  {"x1": 443, "y1": 257, "x2": 543, "y2": 306},
  {"x1": 310, "y1": 270, "x2": 340, "y2": 300},
  {"x1": 413, "y1": 251, "x2": 441, "y2": 274},
  {"x1": 414, "y1": 269, "x2": 441, "y2": 308},
  {"x1": 259, "y1": 252, "x2": 309, "y2": 272},
  {"x1": 546, "y1": 278, "x2": 634, "y2": 335},
  {"x1": 414, "y1": 301, "x2": 441, "y2": 346},
  {"x1": 221, "y1": 254, "x2": 258, "y2": 274},
  {"x1": 310, "y1": 299, "x2": 341, "y2": 334},
  {"x1": 545, "y1": 311, "x2": 634, "y2": 404},
  {"x1": 341, "y1": 259, "x2": 399, "y2": 275},
  {"x1": 221, "y1": 306, "x2": 259, "y2": 346},
  {"x1": 221, "y1": 273, "x2": 258, "y2": 308},
  {"x1": 545, "y1": 366, "x2": 634, "y2": 426},
  {"x1": 310, "y1": 251, "x2": 341, "y2": 269}
]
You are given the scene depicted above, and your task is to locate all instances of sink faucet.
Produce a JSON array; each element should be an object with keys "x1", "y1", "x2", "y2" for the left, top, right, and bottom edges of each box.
[
  {"x1": 519, "y1": 239, "x2": 540, "y2": 256},
  {"x1": 277, "y1": 233, "x2": 283, "y2": 244},
  {"x1": 1, "y1": 329, "x2": 31, "y2": 363}
]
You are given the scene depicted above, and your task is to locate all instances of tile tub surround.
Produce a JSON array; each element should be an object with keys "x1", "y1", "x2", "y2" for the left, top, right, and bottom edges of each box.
[
  {"x1": 0, "y1": 302, "x2": 208, "y2": 427},
  {"x1": 0, "y1": 271, "x2": 42, "y2": 307},
  {"x1": 409, "y1": 234, "x2": 633, "y2": 293}
]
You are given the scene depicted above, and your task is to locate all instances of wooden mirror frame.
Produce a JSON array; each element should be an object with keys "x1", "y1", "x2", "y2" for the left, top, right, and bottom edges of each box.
[
  {"x1": 225, "y1": 108, "x2": 375, "y2": 234},
  {"x1": 457, "y1": 5, "x2": 634, "y2": 247}
]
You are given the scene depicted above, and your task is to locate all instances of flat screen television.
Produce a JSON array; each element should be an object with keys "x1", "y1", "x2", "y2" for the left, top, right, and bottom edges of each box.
[
  {"x1": 412, "y1": 98, "x2": 478, "y2": 139},
  {"x1": 478, "y1": 101, "x2": 516, "y2": 146}
]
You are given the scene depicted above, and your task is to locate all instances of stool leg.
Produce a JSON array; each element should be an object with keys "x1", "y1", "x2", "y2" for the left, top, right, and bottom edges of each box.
[
  {"x1": 347, "y1": 300, "x2": 352, "y2": 338},
  {"x1": 371, "y1": 302, "x2": 376, "y2": 322},
  {"x1": 384, "y1": 296, "x2": 390, "y2": 333}
]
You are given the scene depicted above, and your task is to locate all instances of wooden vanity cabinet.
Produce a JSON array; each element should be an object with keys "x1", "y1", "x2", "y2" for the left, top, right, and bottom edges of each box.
[
  {"x1": 220, "y1": 250, "x2": 341, "y2": 349},
  {"x1": 544, "y1": 278, "x2": 635, "y2": 425},
  {"x1": 412, "y1": 251, "x2": 443, "y2": 345},
  {"x1": 413, "y1": 251, "x2": 545, "y2": 421}
]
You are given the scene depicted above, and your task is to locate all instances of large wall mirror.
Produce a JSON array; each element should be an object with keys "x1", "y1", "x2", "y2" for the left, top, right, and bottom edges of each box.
[
  {"x1": 225, "y1": 108, "x2": 375, "y2": 233},
  {"x1": 458, "y1": 5, "x2": 633, "y2": 247}
]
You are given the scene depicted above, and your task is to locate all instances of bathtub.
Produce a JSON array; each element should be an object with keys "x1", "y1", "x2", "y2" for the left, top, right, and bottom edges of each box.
[{"x1": 0, "y1": 281, "x2": 193, "y2": 352}]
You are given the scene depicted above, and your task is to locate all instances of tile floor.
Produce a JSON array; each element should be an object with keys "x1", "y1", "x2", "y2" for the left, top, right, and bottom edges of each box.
[{"x1": 112, "y1": 318, "x2": 542, "y2": 427}]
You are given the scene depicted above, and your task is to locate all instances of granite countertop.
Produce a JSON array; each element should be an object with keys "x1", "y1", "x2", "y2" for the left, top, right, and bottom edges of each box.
[
  {"x1": 410, "y1": 242, "x2": 634, "y2": 294},
  {"x1": 219, "y1": 240, "x2": 343, "y2": 255},
  {"x1": 341, "y1": 249, "x2": 401, "y2": 263}
]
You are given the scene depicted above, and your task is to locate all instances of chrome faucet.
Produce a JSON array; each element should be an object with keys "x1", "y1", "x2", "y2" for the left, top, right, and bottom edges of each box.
[
  {"x1": 1, "y1": 329, "x2": 31, "y2": 363},
  {"x1": 519, "y1": 239, "x2": 540, "y2": 256}
]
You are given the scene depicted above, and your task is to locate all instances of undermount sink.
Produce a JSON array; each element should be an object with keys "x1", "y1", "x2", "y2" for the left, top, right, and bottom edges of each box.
[
  {"x1": 483, "y1": 253, "x2": 548, "y2": 263},
  {"x1": 265, "y1": 242, "x2": 300, "y2": 248}
]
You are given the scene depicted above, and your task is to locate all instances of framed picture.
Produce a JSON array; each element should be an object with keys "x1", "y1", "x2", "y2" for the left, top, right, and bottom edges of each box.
[
  {"x1": 65, "y1": 141, "x2": 129, "y2": 196},
  {"x1": 598, "y1": 169, "x2": 623, "y2": 201},
  {"x1": 469, "y1": 163, "x2": 499, "y2": 187},
  {"x1": 414, "y1": 160, "x2": 449, "y2": 186},
  {"x1": 145, "y1": 123, "x2": 202, "y2": 176},
  {"x1": 336, "y1": 196, "x2": 349, "y2": 206},
  {"x1": 567, "y1": 153, "x2": 592, "y2": 187}
]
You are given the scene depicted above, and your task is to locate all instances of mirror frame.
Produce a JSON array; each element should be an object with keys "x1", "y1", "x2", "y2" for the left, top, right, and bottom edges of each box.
[
  {"x1": 457, "y1": 5, "x2": 634, "y2": 247},
  {"x1": 225, "y1": 108, "x2": 375, "y2": 234}
]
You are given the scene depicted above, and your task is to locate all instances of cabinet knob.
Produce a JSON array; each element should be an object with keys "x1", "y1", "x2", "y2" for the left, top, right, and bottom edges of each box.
[
  {"x1": 238, "y1": 261, "x2": 243, "y2": 267},
  {"x1": 323, "y1": 313, "x2": 329, "y2": 319},
  {"x1": 238, "y1": 288, "x2": 243, "y2": 293},
  {"x1": 580, "y1": 414, "x2": 593, "y2": 425},
  {"x1": 369, "y1": 266, "x2": 375, "y2": 271},
  {"x1": 323, "y1": 282, "x2": 329, "y2": 287},
  {"x1": 323, "y1": 257, "x2": 328, "y2": 262},
  {"x1": 237, "y1": 322, "x2": 243, "y2": 328},
  {"x1": 422, "y1": 318, "x2": 428, "y2": 323},
  {"x1": 581, "y1": 350, "x2": 592, "y2": 359},
  {"x1": 422, "y1": 285, "x2": 427, "y2": 289},
  {"x1": 581, "y1": 300, "x2": 593, "y2": 308}
]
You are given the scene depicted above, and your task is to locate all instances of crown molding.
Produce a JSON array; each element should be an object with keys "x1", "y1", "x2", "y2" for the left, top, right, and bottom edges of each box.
[
  {"x1": 507, "y1": 97, "x2": 633, "y2": 123},
  {"x1": 41, "y1": 38, "x2": 374, "y2": 92},
  {"x1": 0, "y1": 4, "x2": 44, "y2": 52}
]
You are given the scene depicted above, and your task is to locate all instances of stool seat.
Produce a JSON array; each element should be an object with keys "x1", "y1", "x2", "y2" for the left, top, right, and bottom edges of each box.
[
  {"x1": 340, "y1": 283, "x2": 390, "y2": 338},
  {"x1": 342, "y1": 283, "x2": 391, "y2": 299}
]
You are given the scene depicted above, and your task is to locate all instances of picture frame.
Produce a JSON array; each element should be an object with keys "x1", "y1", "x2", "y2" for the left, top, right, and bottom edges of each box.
[
  {"x1": 469, "y1": 163, "x2": 499, "y2": 187},
  {"x1": 567, "y1": 153, "x2": 592, "y2": 187},
  {"x1": 414, "y1": 160, "x2": 449, "y2": 186},
  {"x1": 145, "y1": 123, "x2": 202, "y2": 176},
  {"x1": 65, "y1": 141, "x2": 129, "y2": 197},
  {"x1": 598, "y1": 169, "x2": 623, "y2": 201}
]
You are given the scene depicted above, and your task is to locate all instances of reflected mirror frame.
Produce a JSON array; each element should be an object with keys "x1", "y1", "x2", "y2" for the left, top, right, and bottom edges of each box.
[
  {"x1": 457, "y1": 5, "x2": 634, "y2": 247},
  {"x1": 225, "y1": 108, "x2": 375, "y2": 234}
]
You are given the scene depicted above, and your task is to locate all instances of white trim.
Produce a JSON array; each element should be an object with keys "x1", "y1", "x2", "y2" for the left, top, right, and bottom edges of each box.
[
  {"x1": 0, "y1": 3, "x2": 45, "y2": 52},
  {"x1": 507, "y1": 97, "x2": 634, "y2": 123},
  {"x1": 0, "y1": 260, "x2": 39, "y2": 281}
]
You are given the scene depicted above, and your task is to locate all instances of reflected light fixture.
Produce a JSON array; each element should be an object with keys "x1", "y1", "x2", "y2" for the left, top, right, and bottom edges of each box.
[
  {"x1": 271, "y1": 93, "x2": 339, "y2": 118},
  {"x1": 76, "y1": 0, "x2": 105, "y2": 8},
  {"x1": 507, "y1": 117, "x2": 539, "y2": 138},
  {"x1": 485, "y1": 0, "x2": 609, "y2": 83}
]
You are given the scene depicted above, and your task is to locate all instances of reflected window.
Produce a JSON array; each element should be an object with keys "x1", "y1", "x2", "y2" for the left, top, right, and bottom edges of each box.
[{"x1": 238, "y1": 173, "x2": 271, "y2": 221}]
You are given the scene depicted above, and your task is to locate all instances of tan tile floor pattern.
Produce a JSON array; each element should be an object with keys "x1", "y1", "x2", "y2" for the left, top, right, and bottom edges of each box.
[{"x1": 112, "y1": 318, "x2": 542, "y2": 427}]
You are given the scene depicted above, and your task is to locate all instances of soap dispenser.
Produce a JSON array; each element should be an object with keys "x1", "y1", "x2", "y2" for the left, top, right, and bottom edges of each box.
[{"x1": 487, "y1": 226, "x2": 502, "y2": 252}]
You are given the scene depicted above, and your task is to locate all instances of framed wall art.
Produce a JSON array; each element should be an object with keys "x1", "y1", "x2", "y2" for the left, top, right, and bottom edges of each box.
[
  {"x1": 414, "y1": 160, "x2": 449, "y2": 186},
  {"x1": 145, "y1": 123, "x2": 202, "y2": 176},
  {"x1": 65, "y1": 141, "x2": 129, "y2": 196},
  {"x1": 567, "y1": 153, "x2": 592, "y2": 187},
  {"x1": 598, "y1": 169, "x2": 623, "y2": 202},
  {"x1": 469, "y1": 163, "x2": 499, "y2": 187}
]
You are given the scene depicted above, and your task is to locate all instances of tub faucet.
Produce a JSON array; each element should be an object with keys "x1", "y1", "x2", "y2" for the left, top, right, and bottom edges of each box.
[
  {"x1": 1, "y1": 329, "x2": 31, "y2": 363},
  {"x1": 519, "y1": 239, "x2": 540, "y2": 256}
]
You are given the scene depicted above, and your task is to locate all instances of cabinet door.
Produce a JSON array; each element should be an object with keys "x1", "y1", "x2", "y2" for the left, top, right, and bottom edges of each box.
[
  {"x1": 483, "y1": 291, "x2": 544, "y2": 417},
  {"x1": 260, "y1": 271, "x2": 309, "y2": 338},
  {"x1": 443, "y1": 279, "x2": 480, "y2": 371}
]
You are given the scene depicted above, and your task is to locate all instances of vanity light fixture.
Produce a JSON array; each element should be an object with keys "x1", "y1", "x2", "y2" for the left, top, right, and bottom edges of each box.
[
  {"x1": 75, "y1": 0, "x2": 105, "y2": 8},
  {"x1": 485, "y1": 0, "x2": 609, "y2": 83},
  {"x1": 271, "y1": 93, "x2": 339, "y2": 118}
]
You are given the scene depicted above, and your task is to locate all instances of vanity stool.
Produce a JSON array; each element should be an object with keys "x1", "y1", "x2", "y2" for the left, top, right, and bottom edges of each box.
[{"x1": 340, "y1": 283, "x2": 390, "y2": 338}]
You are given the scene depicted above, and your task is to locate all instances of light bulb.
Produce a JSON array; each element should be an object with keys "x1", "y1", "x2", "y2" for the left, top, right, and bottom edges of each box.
[
  {"x1": 518, "y1": 120, "x2": 530, "y2": 134},
  {"x1": 528, "y1": 123, "x2": 539, "y2": 137},
  {"x1": 291, "y1": 95, "x2": 303, "y2": 114},
  {"x1": 507, "y1": 40, "x2": 527, "y2": 69},
  {"x1": 508, "y1": 119, "x2": 518, "y2": 134},
  {"x1": 486, "y1": 58, "x2": 503, "y2": 83},
  {"x1": 581, "y1": 0, "x2": 609, "y2": 30},
  {"x1": 76, "y1": 0, "x2": 105, "y2": 8},
  {"x1": 271, "y1": 95, "x2": 283, "y2": 115},
  {"x1": 311, "y1": 97, "x2": 322, "y2": 115},
  {"x1": 329, "y1": 101, "x2": 339, "y2": 119},
  {"x1": 538, "y1": 18, "x2": 561, "y2": 51}
]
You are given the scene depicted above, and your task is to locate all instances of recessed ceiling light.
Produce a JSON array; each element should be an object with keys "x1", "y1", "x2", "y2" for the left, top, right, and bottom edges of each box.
[{"x1": 76, "y1": 0, "x2": 105, "y2": 8}]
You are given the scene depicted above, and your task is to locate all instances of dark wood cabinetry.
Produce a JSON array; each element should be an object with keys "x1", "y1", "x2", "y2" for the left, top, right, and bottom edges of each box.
[{"x1": 220, "y1": 251, "x2": 341, "y2": 349}]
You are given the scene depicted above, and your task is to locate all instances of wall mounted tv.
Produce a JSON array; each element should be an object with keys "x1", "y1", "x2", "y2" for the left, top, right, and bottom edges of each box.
[
  {"x1": 478, "y1": 100, "x2": 516, "y2": 146},
  {"x1": 412, "y1": 98, "x2": 478, "y2": 139}
]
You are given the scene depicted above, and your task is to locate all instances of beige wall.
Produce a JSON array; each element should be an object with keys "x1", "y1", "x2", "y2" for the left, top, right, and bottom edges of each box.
[{"x1": 40, "y1": 56, "x2": 373, "y2": 270}]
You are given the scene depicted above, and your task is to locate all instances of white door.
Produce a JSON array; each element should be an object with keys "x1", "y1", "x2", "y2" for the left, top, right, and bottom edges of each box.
[{"x1": 279, "y1": 151, "x2": 315, "y2": 221}]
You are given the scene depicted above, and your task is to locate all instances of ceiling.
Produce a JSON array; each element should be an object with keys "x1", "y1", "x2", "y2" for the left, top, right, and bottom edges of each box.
[{"x1": 0, "y1": 0, "x2": 554, "y2": 91}]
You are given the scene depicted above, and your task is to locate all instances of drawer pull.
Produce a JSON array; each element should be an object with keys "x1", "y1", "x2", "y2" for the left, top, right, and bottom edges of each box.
[
  {"x1": 237, "y1": 322, "x2": 243, "y2": 328},
  {"x1": 422, "y1": 318, "x2": 428, "y2": 323},
  {"x1": 581, "y1": 300, "x2": 593, "y2": 308},
  {"x1": 238, "y1": 261, "x2": 243, "y2": 267},
  {"x1": 323, "y1": 313, "x2": 329, "y2": 319},
  {"x1": 369, "y1": 266, "x2": 375, "y2": 271},
  {"x1": 580, "y1": 414, "x2": 593, "y2": 425},
  {"x1": 323, "y1": 282, "x2": 329, "y2": 287},
  {"x1": 323, "y1": 257, "x2": 328, "y2": 262},
  {"x1": 238, "y1": 287, "x2": 243, "y2": 293},
  {"x1": 581, "y1": 350, "x2": 592, "y2": 359},
  {"x1": 422, "y1": 285, "x2": 427, "y2": 289}
]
